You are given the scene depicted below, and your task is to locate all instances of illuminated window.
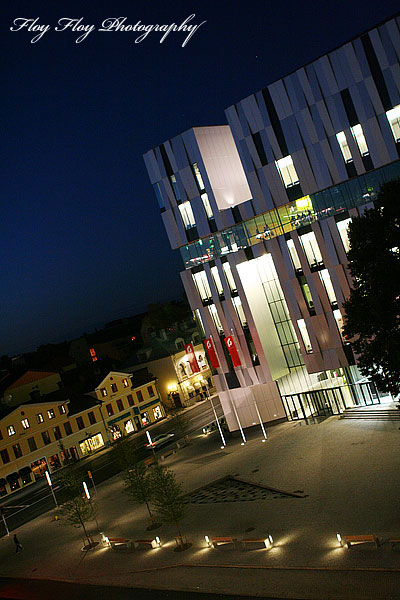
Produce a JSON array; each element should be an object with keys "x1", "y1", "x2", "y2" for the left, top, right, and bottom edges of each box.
[
  {"x1": 136, "y1": 390, "x2": 144, "y2": 403},
  {"x1": 193, "y1": 270, "x2": 212, "y2": 302},
  {"x1": 192, "y1": 162, "x2": 205, "y2": 191},
  {"x1": 125, "y1": 419, "x2": 134, "y2": 434},
  {"x1": 111, "y1": 383, "x2": 118, "y2": 393},
  {"x1": 13, "y1": 443, "x2": 22, "y2": 459},
  {"x1": 153, "y1": 406, "x2": 163, "y2": 420},
  {"x1": 141, "y1": 411, "x2": 150, "y2": 426},
  {"x1": 47, "y1": 409, "x2": 55, "y2": 419},
  {"x1": 287, "y1": 239, "x2": 302, "y2": 271},
  {"x1": 21, "y1": 418, "x2": 30, "y2": 430},
  {"x1": 79, "y1": 433, "x2": 105, "y2": 456},
  {"x1": 208, "y1": 304, "x2": 224, "y2": 333},
  {"x1": 386, "y1": 105, "x2": 400, "y2": 142},
  {"x1": 299, "y1": 231, "x2": 324, "y2": 269},
  {"x1": 58, "y1": 405, "x2": 66, "y2": 415},
  {"x1": 337, "y1": 218, "x2": 351, "y2": 252},
  {"x1": 211, "y1": 266, "x2": 224, "y2": 296},
  {"x1": 222, "y1": 262, "x2": 237, "y2": 293},
  {"x1": 275, "y1": 156, "x2": 299, "y2": 188},
  {"x1": 122, "y1": 378, "x2": 129, "y2": 388},
  {"x1": 100, "y1": 388, "x2": 107, "y2": 397},
  {"x1": 36, "y1": 413, "x2": 44, "y2": 424},
  {"x1": 201, "y1": 193, "x2": 214, "y2": 219},
  {"x1": 147, "y1": 385, "x2": 155, "y2": 398},
  {"x1": 319, "y1": 269, "x2": 337, "y2": 306},
  {"x1": 116, "y1": 399, "x2": 124, "y2": 411},
  {"x1": 297, "y1": 319, "x2": 313, "y2": 353},
  {"x1": 179, "y1": 201, "x2": 196, "y2": 229},
  {"x1": 106, "y1": 403, "x2": 114, "y2": 417},
  {"x1": 298, "y1": 275, "x2": 315, "y2": 314},
  {"x1": 351, "y1": 124, "x2": 369, "y2": 156},
  {"x1": 170, "y1": 174, "x2": 181, "y2": 201},
  {"x1": 333, "y1": 309, "x2": 346, "y2": 340},
  {"x1": 7, "y1": 425, "x2": 16, "y2": 436},
  {"x1": 336, "y1": 131, "x2": 353, "y2": 162},
  {"x1": 232, "y1": 296, "x2": 247, "y2": 326}
]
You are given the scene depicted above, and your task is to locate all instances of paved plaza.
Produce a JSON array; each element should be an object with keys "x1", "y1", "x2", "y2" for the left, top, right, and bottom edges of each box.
[{"x1": 1, "y1": 410, "x2": 399, "y2": 599}]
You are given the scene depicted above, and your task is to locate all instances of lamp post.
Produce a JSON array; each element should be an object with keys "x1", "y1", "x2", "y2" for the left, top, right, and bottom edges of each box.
[{"x1": 45, "y1": 471, "x2": 58, "y2": 507}]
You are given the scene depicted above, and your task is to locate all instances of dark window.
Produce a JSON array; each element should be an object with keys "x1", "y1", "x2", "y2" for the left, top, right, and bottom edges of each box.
[
  {"x1": 88, "y1": 411, "x2": 96, "y2": 425},
  {"x1": 111, "y1": 383, "x2": 118, "y2": 393},
  {"x1": 13, "y1": 443, "x2": 23, "y2": 459},
  {"x1": 53, "y1": 426, "x2": 62, "y2": 440},
  {"x1": 127, "y1": 394, "x2": 134, "y2": 407},
  {"x1": 147, "y1": 386, "x2": 155, "y2": 398},
  {"x1": 64, "y1": 422, "x2": 72, "y2": 436},
  {"x1": 251, "y1": 132, "x2": 268, "y2": 166},
  {"x1": 0, "y1": 449, "x2": 10, "y2": 464},
  {"x1": 42, "y1": 431, "x2": 51, "y2": 445},
  {"x1": 116, "y1": 399, "x2": 124, "y2": 411},
  {"x1": 340, "y1": 89, "x2": 358, "y2": 127},
  {"x1": 136, "y1": 390, "x2": 144, "y2": 403},
  {"x1": 76, "y1": 416, "x2": 85, "y2": 430},
  {"x1": 28, "y1": 437, "x2": 37, "y2": 452},
  {"x1": 160, "y1": 143, "x2": 174, "y2": 176},
  {"x1": 106, "y1": 403, "x2": 114, "y2": 416}
]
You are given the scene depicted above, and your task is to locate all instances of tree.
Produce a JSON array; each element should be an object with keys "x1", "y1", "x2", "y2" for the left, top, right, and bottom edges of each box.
[
  {"x1": 343, "y1": 180, "x2": 400, "y2": 397},
  {"x1": 168, "y1": 406, "x2": 189, "y2": 439},
  {"x1": 150, "y1": 464, "x2": 188, "y2": 549},
  {"x1": 112, "y1": 438, "x2": 158, "y2": 529}
]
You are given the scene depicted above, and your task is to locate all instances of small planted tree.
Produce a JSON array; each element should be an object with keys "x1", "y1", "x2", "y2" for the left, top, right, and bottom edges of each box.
[
  {"x1": 150, "y1": 464, "x2": 189, "y2": 550},
  {"x1": 168, "y1": 407, "x2": 189, "y2": 443}
]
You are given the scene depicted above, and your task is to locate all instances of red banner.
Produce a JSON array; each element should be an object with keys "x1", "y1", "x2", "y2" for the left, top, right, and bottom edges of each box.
[
  {"x1": 204, "y1": 338, "x2": 220, "y2": 369},
  {"x1": 224, "y1": 336, "x2": 242, "y2": 367},
  {"x1": 184, "y1": 343, "x2": 200, "y2": 373}
]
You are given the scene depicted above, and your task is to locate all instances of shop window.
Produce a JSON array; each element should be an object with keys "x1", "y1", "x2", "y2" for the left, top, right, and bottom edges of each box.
[
  {"x1": 20, "y1": 470, "x2": 32, "y2": 485},
  {"x1": 7, "y1": 425, "x2": 16, "y2": 436},
  {"x1": 319, "y1": 269, "x2": 337, "y2": 306},
  {"x1": 386, "y1": 105, "x2": 400, "y2": 142},
  {"x1": 28, "y1": 437, "x2": 37, "y2": 452},
  {"x1": 58, "y1": 405, "x2": 66, "y2": 415},
  {"x1": 153, "y1": 406, "x2": 163, "y2": 420},
  {"x1": 170, "y1": 174, "x2": 182, "y2": 201},
  {"x1": 21, "y1": 418, "x2": 30, "y2": 430},
  {"x1": 222, "y1": 262, "x2": 237, "y2": 293},
  {"x1": 124, "y1": 420, "x2": 135, "y2": 434},
  {"x1": 127, "y1": 394, "x2": 134, "y2": 407},
  {"x1": 31, "y1": 457, "x2": 48, "y2": 479},
  {"x1": 122, "y1": 378, "x2": 129, "y2": 388},
  {"x1": 147, "y1": 385, "x2": 155, "y2": 398},
  {"x1": 111, "y1": 383, "x2": 118, "y2": 393},
  {"x1": 299, "y1": 231, "x2": 324, "y2": 270},
  {"x1": 36, "y1": 413, "x2": 44, "y2": 424},
  {"x1": 47, "y1": 409, "x2": 55, "y2": 419},
  {"x1": 337, "y1": 218, "x2": 351, "y2": 253},
  {"x1": 351, "y1": 124, "x2": 369, "y2": 156},
  {"x1": 88, "y1": 411, "x2": 96, "y2": 425},
  {"x1": 179, "y1": 201, "x2": 196, "y2": 229},
  {"x1": 211, "y1": 266, "x2": 224, "y2": 297},
  {"x1": 49, "y1": 454, "x2": 61, "y2": 470},
  {"x1": 116, "y1": 399, "x2": 124, "y2": 411},
  {"x1": 193, "y1": 270, "x2": 212, "y2": 303},
  {"x1": 192, "y1": 162, "x2": 205, "y2": 191},
  {"x1": 53, "y1": 426, "x2": 62, "y2": 441},
  {"x1": 79, "y1": 433, "x2": 105, "y2": 456},
  {"x1": 8, "y1": 477, "x2": 20, "y2": 492},
  {"x1": 297, "y1": 319, "x2": 313, "y2": 353},
  {"x1": 136, "y1": 390, "x2": 144, "y2": 403},
  {"x1": 232, "y1": 296, "x2": 247, "y2": 326},
  {"x1": 100, "y1": 388, "x2": 107, "y2": 397},
  {"x1": 275, "y1": 156, "x2": 299, "y2": 187},
  {"x1": 141, "y1": 411, "x2": 150, "y2": 426},
  {"x1": 201, "y1": 193, "x2": 214, "y2": 219},
  {"x1": 110, "y1": 425, "x2": 122, "y2": 441},
  {"x1": 336, "y1": 131, "x2": 353, "y2": 162},
  {"x1": 208, "y1": 304, "x2": 224, "y2": 334},
  {"x1": 64, "y1": 422, "x2": 72, "y2": 436},
  {"x1": 1, "y1": 449, "x2": 10, "y2": 464},
  {"x1": 106, "y1": 403, "x2": 114, "y2": 416},
  {"x1": 76, "y1": 416, "x2": 85, "y2": 430},
  {"x1": 42, "y1": 431, "x2": 51, "y2": 445},
  {"x1": 287, "y1": 239, "x2": 302, "y2": 272},
  {"x1": 12, "y1": 444, "x2": 22, "y2": 459}
]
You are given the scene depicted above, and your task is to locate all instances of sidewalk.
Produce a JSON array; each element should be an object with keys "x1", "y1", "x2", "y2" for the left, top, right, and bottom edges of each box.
[{"x1": 1, "y1": 415, "x2": 399, "y2": 599}]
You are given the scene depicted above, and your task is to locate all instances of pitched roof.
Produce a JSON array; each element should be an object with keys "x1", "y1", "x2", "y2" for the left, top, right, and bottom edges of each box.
[{"x1": 6, "y1": 370, "x2": 59, "y2": 390}]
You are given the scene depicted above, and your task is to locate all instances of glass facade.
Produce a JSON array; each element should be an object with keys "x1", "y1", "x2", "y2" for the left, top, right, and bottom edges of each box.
[{"x1": 180, "y1": 160, "x2": 400, "y2": 268}]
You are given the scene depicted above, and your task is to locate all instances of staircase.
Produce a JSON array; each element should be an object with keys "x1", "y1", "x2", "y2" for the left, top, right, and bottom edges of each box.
[{"x1": 340, "y1": 403, "x2": 400, "y2": 421}]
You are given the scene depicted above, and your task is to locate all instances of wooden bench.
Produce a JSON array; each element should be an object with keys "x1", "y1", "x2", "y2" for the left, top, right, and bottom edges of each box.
[
  {"x1": 211, "y1": 536, "x2": 238, "y2": 549},
  {"x1": 342, "y1": 534, "x2": 379, "y2": 548},
  {"x1": 388, "y1": 538, "x2": 400, "y2": 549},
  {"x1": 108, "y1": 537, "x2": 132, "y2": 550},
  {"x1": 133, "y1": 538, "x2": 159, "y2": 549},
  {"x1": 241, "y1": 537, "x2": 271, "y2": 550}
]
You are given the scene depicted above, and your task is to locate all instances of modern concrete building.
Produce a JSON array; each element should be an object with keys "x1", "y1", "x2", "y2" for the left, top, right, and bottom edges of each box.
[{"x1": 144, "y1": 15, "x2": 400, "y2": 431}]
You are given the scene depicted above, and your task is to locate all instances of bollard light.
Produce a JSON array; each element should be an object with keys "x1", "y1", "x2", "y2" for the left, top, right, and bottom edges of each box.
[
  {"x1": 155, "y1": 536, "x2": 161, "y2": 547},
  {"x1": 205, "y1": 535, "x2": 212, "y2": 547},
  {"x1": 336, "y1": 533, "x2": 342, "y2": 546}
]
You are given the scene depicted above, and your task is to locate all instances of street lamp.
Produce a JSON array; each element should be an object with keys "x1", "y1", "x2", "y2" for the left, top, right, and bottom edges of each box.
[{"x1": 45, "y1": 471, "x2": 58, "y2": 507}]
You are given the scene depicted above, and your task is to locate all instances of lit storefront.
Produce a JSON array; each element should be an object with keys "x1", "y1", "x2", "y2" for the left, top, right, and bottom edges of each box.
[
  {"x1": 79, "y1": 432, "x2": 105, "y2": 456},
  {"x1": 18, "y1": 466, "x2": 32, "y2": 485},
  {"x1": 173, "y1": 346, "x2": 214, "y2": 404},
  {"x1": 31, "y1": 457, "x2": 48, "y2": 480}
]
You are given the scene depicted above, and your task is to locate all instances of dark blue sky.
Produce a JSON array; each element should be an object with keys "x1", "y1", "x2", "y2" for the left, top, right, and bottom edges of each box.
[{"x1": 2, "y1": 0, "x2": 398, "y2": 356}]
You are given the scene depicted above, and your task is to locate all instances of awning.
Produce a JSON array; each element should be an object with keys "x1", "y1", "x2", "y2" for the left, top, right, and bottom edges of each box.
[
  {"x1": 18, "y1": 466, "x2": 32, "y2": 476},
  {"x1": 6, "y1": 473, "x2": 19, "y2": 483}
]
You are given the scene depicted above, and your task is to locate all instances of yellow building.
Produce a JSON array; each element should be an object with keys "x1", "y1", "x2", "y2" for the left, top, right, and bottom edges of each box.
[
  {"x1": 2, "y1": 370, "x2": 62, "y2": 407},
  {"x1": 93, "y1": 371, "x2": 165, "y2": 440}
]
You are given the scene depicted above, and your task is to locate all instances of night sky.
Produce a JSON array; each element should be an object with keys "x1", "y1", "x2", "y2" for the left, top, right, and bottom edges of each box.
[{"x1": 2, "y1": 0, "x2": 398, "y2": 356}]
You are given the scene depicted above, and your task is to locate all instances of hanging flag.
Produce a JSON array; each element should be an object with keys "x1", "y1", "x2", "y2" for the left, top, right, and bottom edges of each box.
[
  {"x1": 184, "y1": 342, "x2": 200, "y2": 373},
  {"x1": 224, "y1": 336, "x2": 242, "y2": 367},
  {"x1": 204, "y1": 338, "x2": 220, "y2": 369}
]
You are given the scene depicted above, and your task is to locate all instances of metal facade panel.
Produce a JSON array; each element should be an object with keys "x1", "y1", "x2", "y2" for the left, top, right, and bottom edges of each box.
[
  {"x1": 329, "y1": 50, "x2": 348, "y2": 91},
  {"x1": 260, "y1": 129, "x2": 275, "y2": 163},
  {"x1": 369, "y1": 29, "x2": 389, "y2": 70},
  {"x1": 315, "y1": 100, "x2": 335, "y2": 137},
  {"x1": 364, "y1": 76, "x2": 385, "y2": 114},
  {"x1": 315, "y1": 56, "x2": 339, "y2": 96},
  {"x1": 379, "y1": 23, "x2": 399, "y2": 66},
  {"x1": 226, "y1": 105, "x2": 245, "y2": 141},
  {"x1": 305, "y1": 64, "x2": 323, "y2": 102},
  {"x1": 386, "y1": 19, "x2": 400, "y2": 62},
  {"x1": 355, "y1": 81, "x2": 375, "y2": 120},
  {"x1": 382, "y1": 67, "x2": 400, "y2": 106},
  {"x1": 281, "y1": 115, "x2": 303, "y2": 153},
  {"x1": 310, "y1": 104, "x2": 327, "y2": 141},
  {"x1": 364, "y1": 117, "x2": 390, "y2": 166},
  {"x1": 319, "y1": 138, "x2": 342, "y2": 183},
  {"x1": 377, "y1": 113, "x2": 399, "y2": 162},
  {"x1": 307, "y1": 142, "x2": 332, "y2": 189},
  {"x1": 268, "y1": 80, "x2": 293, "y2": 119},
  {"x1": 297, "y1": 68, "x2": 315, "y2": 105},
  {"x1": 342, "y1": 42, "x2": 363, "y2": 83},
  {"x1": 353, "y1": 38, "x2": 372, "y2": 79},
  {"x1": 255, "y1": 91, "x2": 272, "y2": 126},
  {"x1": 241, "y1": 96, "x2": 260, "y2": 134}
]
